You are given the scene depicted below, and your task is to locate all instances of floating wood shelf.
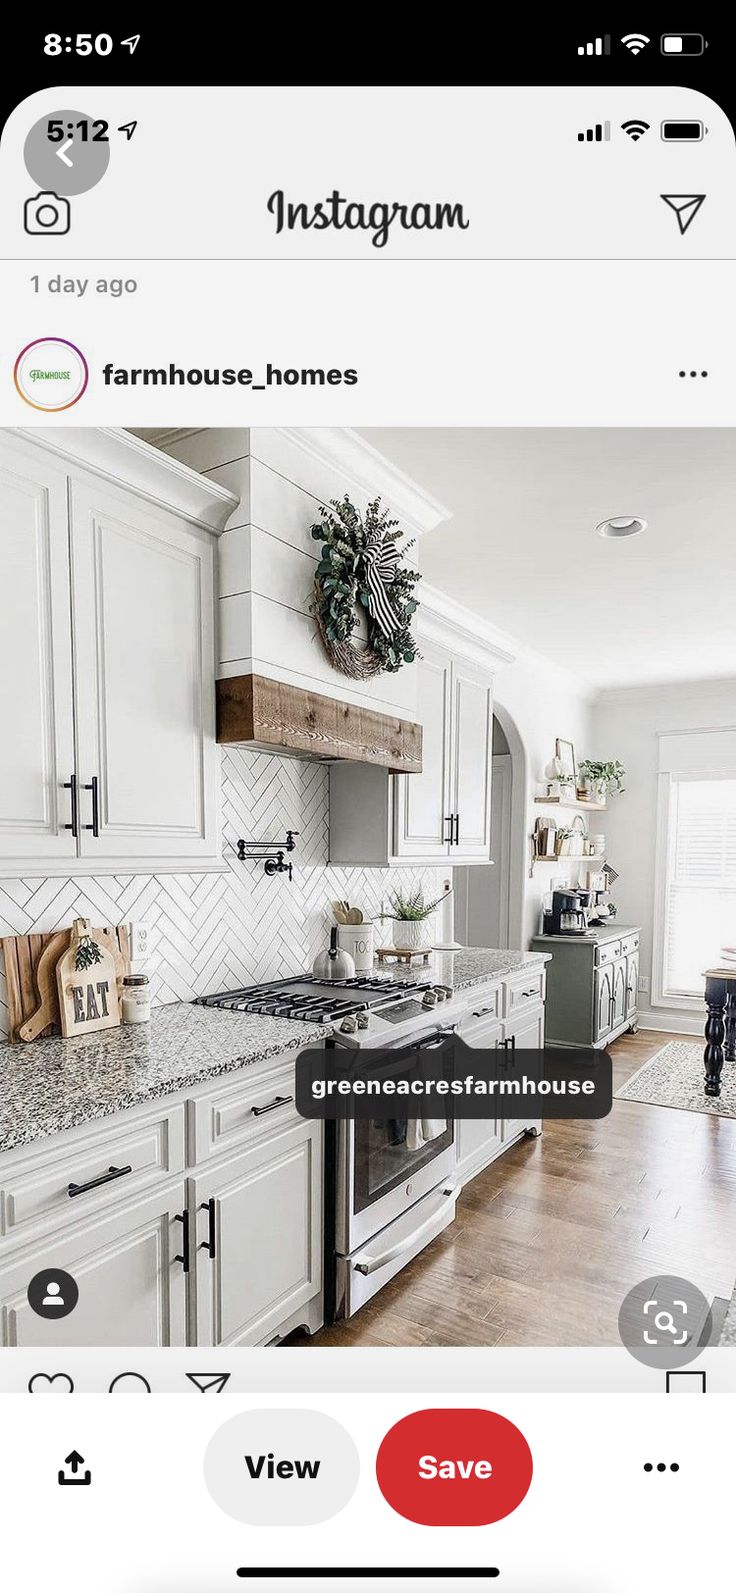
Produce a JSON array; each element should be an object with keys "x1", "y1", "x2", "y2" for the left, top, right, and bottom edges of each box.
[
  {"x1": 531, "y1": 852, "x2": 606, "y2": 868},
  {"x1": 534, "y1": 797, "x2": 607, "y2": 812}
]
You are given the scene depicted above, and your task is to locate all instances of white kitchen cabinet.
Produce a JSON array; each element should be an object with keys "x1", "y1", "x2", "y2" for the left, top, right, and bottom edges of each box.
[
  {"x1": 0, "y1": 1179, "x2": 188, "y2": 1347},
  {"x1": 0, "y1": 429, "x2": 236, "y2": 874},
  {"x1": 393, "y1": 644, "x2": 453, "y2": 859},
  {"x1": 0, "y1": 436, "x2": 77, "y2": 860},
  {"x1": 192, "y1": 1117, "x2": 323, "y2": 1347},
  {"x1": 329, "y1": 644, "x2": 494, "y2": 867},
  {"x1": 448, "y1": 658, "x2": 493, "y2": 860},
  {"x1": 456, "y1": 1003, "x2": 503, "y2": 1185},
  {"x1": 70, "y1": 475, "x2": 219, "y2": 862},
  {"x1": 500, "y1": 1003, "x2": 544, "y2": 1145}
]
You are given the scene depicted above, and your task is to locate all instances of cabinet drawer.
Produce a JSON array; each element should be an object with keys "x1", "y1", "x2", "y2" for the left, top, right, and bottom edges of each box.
[
  {"x1": 502, "y1": 969, "x2": 545, "y2": 1016},
  {"x1": 595, "y1": 940, "x2": 622, "y2": 967},
  {"x1": 189, "y1": 1060, "x2": 298, "y2": 1164},
  {"x1": 461, "y1": 1012, "x2": 502, "y2": 1048},
  {"x1": 0, "y1": 1105, "x2": 186, "y2": 1243},
  {"x1": 621, "y1": 933, "x2": 640, "y2": 956},
  {"x1": 465, "y1": 985, "x2": 501, "y2": 1024}
]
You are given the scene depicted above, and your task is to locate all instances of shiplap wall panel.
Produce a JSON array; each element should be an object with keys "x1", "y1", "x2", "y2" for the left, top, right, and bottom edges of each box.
[
  {"x1": 0, "y1": 747, "x2": 445, "y2": 1041},
  {"x1": 161, "y1": 428, "x2": 420, "y2": 720}
]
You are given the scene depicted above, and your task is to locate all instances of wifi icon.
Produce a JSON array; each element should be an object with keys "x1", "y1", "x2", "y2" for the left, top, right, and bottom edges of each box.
[
  {"x1": 622, "y1": 119, "x2": 650, "y2": 141},
  {"x1": 621, "y1": 33, "x2": 650, "y2": 54}
]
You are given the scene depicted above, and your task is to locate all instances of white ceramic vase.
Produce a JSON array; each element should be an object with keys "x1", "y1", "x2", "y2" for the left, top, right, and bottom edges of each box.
[{"x1": 392, "y1": 918, "x2": 431, "y2": 951}]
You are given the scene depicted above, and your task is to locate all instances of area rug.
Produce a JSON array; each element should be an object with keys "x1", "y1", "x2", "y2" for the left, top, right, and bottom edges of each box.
[{"x1": 615, "y1": 1040, "x2": 736, "y2": 1119}]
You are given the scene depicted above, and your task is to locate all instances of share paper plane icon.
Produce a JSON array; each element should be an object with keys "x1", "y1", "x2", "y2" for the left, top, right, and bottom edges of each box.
[
  {"x1": 661, "y1": 194, "x2": 706, "y2": 235},
  {"x1": 185, "y1": 1372, "x2": 231, "y2": 1393}
]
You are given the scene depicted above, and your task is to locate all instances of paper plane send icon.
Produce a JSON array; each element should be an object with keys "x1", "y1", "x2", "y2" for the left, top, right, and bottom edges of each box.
[
  {"x1": 186, "y1": 1372, "x2": 231, "y2": 1393},
  {"x1": 661, "y1": 194, "x2": 706, "y2": 235}
]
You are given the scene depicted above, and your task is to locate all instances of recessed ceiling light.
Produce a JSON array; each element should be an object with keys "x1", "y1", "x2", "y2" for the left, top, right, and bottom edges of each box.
[{"x1": 596, "y1": 515, "x2": 647, "y2": 539}]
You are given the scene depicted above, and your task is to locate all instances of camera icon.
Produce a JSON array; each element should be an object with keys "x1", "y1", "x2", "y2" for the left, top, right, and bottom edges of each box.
[{"x1": 24, "y1": 191, "x2": 71, "y2": 236}]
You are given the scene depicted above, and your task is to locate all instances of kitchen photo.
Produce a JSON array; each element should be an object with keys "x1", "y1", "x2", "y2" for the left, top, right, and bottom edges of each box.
[{"x1": 0, "y1": 424, "x2": 734, "y2": 1351}]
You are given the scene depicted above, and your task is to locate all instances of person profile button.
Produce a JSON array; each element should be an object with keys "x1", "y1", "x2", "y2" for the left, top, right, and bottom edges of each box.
[{"x1": 27, "y1": 1269, "x2": 79, "y2": 1321}]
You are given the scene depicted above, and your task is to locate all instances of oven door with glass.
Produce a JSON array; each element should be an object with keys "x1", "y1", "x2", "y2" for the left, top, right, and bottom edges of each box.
[{"x1": 334, "y1": 1036, "x2": 456, "y2": 1256}]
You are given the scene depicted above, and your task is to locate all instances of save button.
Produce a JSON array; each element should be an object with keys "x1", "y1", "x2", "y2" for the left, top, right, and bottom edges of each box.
[{"x1": 376, "y1": 1408, "x2": 532, "y2": 1525}]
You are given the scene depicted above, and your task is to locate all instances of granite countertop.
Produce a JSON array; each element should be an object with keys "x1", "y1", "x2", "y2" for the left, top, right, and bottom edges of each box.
[
  {"x1": 531, "y1": 924, "x2": 640, "y2": 945},
  {"x1": 0, "y1": 946, "x2": 548, "y2": 1156},
  {"x1": 0, "y1": 1004, "x2": 327, "y2": 1156},
  {"x1": 420, "y1": 946, "x2": 549, "y2": 988}
]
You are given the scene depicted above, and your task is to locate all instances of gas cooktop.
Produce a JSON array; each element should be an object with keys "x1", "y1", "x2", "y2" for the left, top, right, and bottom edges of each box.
[{"x1": 196, "y1": 974, "x2": 433, "y2": 1024}]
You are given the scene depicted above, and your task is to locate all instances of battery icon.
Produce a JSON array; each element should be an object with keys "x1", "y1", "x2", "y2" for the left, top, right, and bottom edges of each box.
[
  {"x1": 661, "y1": 33, "x2": 708, "y2": 55},
  {"x1": 661, "y1": 119, "x2": 707, "y2": 141}
]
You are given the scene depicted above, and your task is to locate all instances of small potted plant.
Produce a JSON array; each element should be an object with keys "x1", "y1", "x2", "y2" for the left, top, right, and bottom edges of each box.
[
  {"x1": 577, "y1": 759, "x2": 626, "y2": 804},
  {"x1": 389, "y1": 886, "x2": 450, "y2": 951}
]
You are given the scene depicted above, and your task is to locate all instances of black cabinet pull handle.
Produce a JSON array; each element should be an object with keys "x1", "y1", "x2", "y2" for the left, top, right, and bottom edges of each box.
[
  {"x1": 250, "y1": 1094, "x2": 293, "y2": 1116},
  {"x1": 68, "y1": 1164, "x2": 132, "y2": 1198},
  {"x1": 82, "y1": 774, "x2": 100, "y2": 836},
  {"x1": 174, "y1": 1209, "x2": 190, "y2": 1273},
  {"x1": 198, "y1": 1196, "x2": 217, "y2": 1260},
  {"x1": 63, "y1": 777, "x2": 78, "y2": 838},
  {"x1": 453, "y1": 813, "x2": 460, "y2": 846},
  {"x1": 443, "y1": 814, "x2": 454, "y2": 842}
]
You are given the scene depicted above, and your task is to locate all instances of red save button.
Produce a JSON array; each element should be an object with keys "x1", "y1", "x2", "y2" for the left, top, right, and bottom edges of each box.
[{"x1": 376, "y1": 1408, "x2": 533, "y2": 1526}]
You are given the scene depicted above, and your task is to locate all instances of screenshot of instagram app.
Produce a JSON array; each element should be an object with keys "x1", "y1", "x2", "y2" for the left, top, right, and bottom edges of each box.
[{"x1": 0, "y1": 21, "x2": 734, "y2": 1593}]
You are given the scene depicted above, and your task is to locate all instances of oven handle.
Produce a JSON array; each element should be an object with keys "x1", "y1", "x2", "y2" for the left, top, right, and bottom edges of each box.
[{"x1": 351, "y1": 1184, "x2": 459, "y2": 1276}]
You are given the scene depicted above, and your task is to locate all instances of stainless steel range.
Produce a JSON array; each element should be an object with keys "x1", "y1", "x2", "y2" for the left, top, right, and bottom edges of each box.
[{"x1": 198, "y1": 973, "x2": 466, "y2": 1321}]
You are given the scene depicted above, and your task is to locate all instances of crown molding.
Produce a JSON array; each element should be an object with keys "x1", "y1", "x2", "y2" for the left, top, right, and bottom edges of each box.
[
  {"x1": 418, "y1": 582, "x2": 517, "y2": 670},
  {"x1": 14, "y1": 427, "x2": 239, "y2": 533},
  {"x1": 276, "y1": 428, "x2": 451, "y2": 537}
]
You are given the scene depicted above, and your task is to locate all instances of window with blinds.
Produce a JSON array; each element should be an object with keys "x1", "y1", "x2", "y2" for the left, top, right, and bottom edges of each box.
[{"x1": 662, "y1": 776, "x2": 736, "y2": 998}]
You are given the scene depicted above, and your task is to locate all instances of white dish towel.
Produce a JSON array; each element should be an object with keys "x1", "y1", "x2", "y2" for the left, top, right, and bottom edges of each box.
[{"x1": 406, "y1": 1117, "x2": 447, "y2": 1152}]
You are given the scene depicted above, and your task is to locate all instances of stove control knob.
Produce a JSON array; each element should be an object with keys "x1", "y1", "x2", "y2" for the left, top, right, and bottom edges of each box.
[
  {"x1": 440, "y1": 984, "x2": 454, "y2": 999},
  {"x1": 340, "y1": 1016, "x2": 358, "y2": 1034},
  {"x1": 422, "y1": 989, "x2": 438, "y2": 1008},
  {"x1": 357, "y1": 1011, "x2": 370, "y2": 1030},
  {"x1": 434, "y1": 986, "x2": 447, "y2": 1002}
]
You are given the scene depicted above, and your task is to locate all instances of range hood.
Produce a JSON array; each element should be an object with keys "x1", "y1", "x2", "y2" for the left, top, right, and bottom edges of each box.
[{"x1": 145, "y1": 427, "x2": 450, "y2": 771}]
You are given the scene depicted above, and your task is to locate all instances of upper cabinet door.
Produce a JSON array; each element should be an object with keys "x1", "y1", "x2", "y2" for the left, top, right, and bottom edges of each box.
[
  {"x1": 393, "y1": 643, "x2": 452, "y2": 859},
  {"x1": 0, "y1": 438, "x2": 76, "y2": 862},
  {"x1": 450, "y1": 660, "x2": 493, "y2": 860},
  {"x1": 70, "y1": 476, "x2": 219, "y2": 862}
]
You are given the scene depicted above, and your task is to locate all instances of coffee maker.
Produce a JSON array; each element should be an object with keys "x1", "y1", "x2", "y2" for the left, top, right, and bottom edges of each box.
[{"x1": 544, "y1": 887, "x2": 592, "y2": 936}]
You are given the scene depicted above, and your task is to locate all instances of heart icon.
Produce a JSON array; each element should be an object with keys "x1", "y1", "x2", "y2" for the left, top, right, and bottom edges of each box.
[{"x1": 28, "y1": 1372, "x2": 74, "y2": 1393}]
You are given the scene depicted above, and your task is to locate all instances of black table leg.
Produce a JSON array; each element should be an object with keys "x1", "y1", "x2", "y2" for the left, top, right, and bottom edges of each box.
[
  {"x1": 704, "y1": 976, "x2": 727, "y2": 1097},
  {"x1": 725, "y1": 990, "x2": 736, "y2": 1064}
]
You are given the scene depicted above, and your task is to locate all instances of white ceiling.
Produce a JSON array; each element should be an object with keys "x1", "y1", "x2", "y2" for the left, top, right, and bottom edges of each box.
[{"x1": 358, "y1": 429, "x2": 736, "y2": 689}]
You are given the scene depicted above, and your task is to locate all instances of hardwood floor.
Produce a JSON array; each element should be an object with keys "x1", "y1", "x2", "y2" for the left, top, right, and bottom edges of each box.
[{"x1": 303, "y1": 1030, "x2": 736, "y2": 1348}]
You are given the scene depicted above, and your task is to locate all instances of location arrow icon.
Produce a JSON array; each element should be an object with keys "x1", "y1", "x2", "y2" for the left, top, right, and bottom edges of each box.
[
  {"x1": 186, "y1": 1372, "x2": 231, "y2": 1393},
  {"x1": 661, "y1": 194, "x2": 706, "y2": 235}
]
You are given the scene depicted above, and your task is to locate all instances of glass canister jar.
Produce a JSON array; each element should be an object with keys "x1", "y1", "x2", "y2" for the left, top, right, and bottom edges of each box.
[{"x1": 121, "y1": 973, "x2": 151, "y2": 1025}]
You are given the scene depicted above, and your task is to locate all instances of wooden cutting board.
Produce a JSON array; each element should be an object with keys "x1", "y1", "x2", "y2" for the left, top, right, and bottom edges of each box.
[{"x1": 1, "y1": 924, "x2": 130, "y2": 1043}]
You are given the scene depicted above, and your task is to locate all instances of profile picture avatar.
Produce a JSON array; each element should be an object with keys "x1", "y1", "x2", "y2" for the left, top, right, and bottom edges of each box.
[
  {"x1": 24, "y1": 190, "x2": 71, "y2": 234},
  {"x1": 14, "y1": 337, "x2": 89, "y2": 410}
]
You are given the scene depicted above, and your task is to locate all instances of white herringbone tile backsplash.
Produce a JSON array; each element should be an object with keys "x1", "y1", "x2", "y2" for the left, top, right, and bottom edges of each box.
[{"x1": 0, "y1": 750, "x2": 446, "y2": 1039}]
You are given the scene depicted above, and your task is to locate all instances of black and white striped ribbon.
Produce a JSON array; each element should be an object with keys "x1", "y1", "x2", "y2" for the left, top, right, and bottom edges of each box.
[{"x1": 362, "y1": 535, "x2": 399, "y2": 637}]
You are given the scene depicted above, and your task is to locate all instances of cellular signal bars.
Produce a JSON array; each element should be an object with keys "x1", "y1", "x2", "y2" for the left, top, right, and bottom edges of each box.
[
  {"x1": 578, "y1": 122, "x2": 611, "y2": 142},
  {"x1": 578, "y1": 36, "x2": 611, "y2": 55}
]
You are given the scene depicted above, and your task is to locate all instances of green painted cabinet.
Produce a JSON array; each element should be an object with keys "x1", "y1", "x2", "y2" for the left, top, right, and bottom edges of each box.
[{"x1": 530, "y1": 927, "x2": 640, "y2": 1049}]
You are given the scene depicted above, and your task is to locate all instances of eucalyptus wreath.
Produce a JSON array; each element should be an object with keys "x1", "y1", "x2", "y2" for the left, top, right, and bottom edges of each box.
[{"x1": 311, "y1": 494, "x2": 421, "y2": 679}]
